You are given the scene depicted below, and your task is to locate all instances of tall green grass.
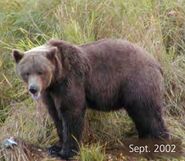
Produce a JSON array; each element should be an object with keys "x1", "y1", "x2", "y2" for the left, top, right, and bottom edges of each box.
[{"x1": 0, "y1": 0, "x2": 185, "y2": 160}]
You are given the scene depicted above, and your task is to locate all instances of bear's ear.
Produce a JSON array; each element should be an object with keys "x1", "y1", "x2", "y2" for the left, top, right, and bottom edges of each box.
[
  {"x1": 12, "y1": 49, "x2": 24, "y2": 64},
  {"x1": 46, "y1": 47, "x2": 58, "y2": 60}
]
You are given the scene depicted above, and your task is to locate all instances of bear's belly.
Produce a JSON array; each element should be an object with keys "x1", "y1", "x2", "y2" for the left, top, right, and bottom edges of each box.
[
  {"x1": 85, "y1": 71, "x2": 125, "y2": 111},
  {"x1": 85, "y1": 89, "x2": 123, "y2": 111}
]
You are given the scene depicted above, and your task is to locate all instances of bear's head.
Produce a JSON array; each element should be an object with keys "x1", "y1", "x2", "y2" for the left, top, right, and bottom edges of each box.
[{"x1": 12, "y1": 45, "x2": 61, "y2": 100}]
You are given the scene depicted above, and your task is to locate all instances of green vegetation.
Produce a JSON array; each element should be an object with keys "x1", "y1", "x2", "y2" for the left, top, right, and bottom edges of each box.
[{"x1": 0, "y1": 0, "x2": 185, "y2": 160}]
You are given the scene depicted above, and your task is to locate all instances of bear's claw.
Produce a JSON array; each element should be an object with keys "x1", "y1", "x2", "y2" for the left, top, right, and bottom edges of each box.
[
  {"x1": 57, "y1": 149, "x2": 76, "y2": 160},
  {"x1": 48, "y1": 145, "x2": 62, "y2": 156}
]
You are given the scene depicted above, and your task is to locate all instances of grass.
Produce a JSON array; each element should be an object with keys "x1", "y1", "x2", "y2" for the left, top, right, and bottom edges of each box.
[
  {"x1": 78, "y1": 143, "x2": 105, "y2": 161},
  {"x1": 0, "y1": 0, "x2": 185, "y2": 160}
]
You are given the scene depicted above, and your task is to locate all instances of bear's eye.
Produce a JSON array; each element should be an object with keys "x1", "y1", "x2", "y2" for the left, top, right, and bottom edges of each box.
[
  {"x1": 37, "y1": 71, "x2": 43, "y2": 75},
  {"x1": 21, "y1": 72, "x2": 30, "y2": 80},
  {"x1": 25, "y1": 72, "x2": 30, "y2": 76}
]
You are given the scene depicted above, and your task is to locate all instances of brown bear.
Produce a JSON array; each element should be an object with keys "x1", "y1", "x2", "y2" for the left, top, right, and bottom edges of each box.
[{"x1": 13, "y1": 39, "x2": 169, "y2": 159}]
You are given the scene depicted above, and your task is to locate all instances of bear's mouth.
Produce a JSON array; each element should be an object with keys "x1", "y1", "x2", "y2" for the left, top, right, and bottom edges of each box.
[{"x1": 30, "y1": 92, "x2": 41, "y2": 100}]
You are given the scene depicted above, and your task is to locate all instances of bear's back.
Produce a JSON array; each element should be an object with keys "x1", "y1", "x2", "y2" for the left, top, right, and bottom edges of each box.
[
  {"x1": 80, "y1": 39, "x2": 160, "y2": 70},
  {"x1": 80, "y1": 39, "x2": 163, "y2": 111}
]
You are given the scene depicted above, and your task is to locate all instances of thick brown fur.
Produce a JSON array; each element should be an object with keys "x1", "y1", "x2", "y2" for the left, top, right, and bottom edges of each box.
[{"x1": 13, "y1": 39, "x2": 169, "y2": 159}]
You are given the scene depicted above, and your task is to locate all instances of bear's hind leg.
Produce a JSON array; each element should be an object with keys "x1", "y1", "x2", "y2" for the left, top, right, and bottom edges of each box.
[{"x1": 125, "y1": 101, "x2": 169, "y2": 139}]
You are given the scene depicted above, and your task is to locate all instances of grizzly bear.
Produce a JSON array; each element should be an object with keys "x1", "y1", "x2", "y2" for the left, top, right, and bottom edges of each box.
[{"x1": 13, "y1": 39, "x2": 169, "y2": 159}]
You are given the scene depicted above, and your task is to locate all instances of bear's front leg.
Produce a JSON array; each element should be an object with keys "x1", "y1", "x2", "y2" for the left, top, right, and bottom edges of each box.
[
  {"x1": 57, "y1": 109, "x2": 86, "y2": 160},
  {"x1": 41, "y1": 93, "x2": 63, "y2": 154}
]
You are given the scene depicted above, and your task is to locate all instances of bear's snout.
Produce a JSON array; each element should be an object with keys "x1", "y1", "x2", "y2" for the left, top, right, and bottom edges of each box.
[
  {"x1": 29, "y1": 85, "x2": 39, "y2": 95},
  {"x1": 28, "y1": 84, "x2": 41, "y2": 100},
  {"x1": 27, "y1": 75, "x2": 43, "y2": 100}
]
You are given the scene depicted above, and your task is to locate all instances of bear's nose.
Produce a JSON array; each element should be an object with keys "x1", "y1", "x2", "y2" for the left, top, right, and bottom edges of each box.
[{"x1": 29, "y1": 85, "x2": 38, "y2": 94}]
